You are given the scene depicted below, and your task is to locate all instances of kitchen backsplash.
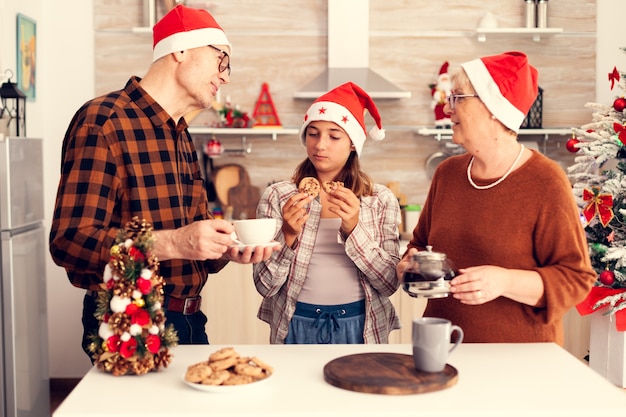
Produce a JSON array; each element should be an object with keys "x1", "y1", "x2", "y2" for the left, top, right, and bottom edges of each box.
[{"x1": 94, "y1": 0, "x2": 596, "y2": 205}]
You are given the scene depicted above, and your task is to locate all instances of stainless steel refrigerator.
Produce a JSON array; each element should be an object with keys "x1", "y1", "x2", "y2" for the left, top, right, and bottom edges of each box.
[{"x1": 0, "y1": 136, "x2": 49, "y2": 417}]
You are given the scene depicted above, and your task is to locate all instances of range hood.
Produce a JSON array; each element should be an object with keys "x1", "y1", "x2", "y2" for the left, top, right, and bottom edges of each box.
[{"x1": 294, "y1": 0, "x2": 411, "y2": 100}]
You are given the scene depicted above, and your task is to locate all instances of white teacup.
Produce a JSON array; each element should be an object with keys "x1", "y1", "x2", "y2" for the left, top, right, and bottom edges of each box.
[{"x1": 232, "y1": 218, "x2": 276, "y2": 246}]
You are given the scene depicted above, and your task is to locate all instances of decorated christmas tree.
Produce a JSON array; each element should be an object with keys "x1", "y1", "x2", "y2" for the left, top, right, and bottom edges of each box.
[{"x1": 567, "y1": 47, "x2": 626, "y2": 330}]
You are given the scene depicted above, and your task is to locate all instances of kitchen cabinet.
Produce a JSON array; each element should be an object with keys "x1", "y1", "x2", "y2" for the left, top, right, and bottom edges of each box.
[{"x1": 200, "y1": 261, "x2": 588, "y2": 359}]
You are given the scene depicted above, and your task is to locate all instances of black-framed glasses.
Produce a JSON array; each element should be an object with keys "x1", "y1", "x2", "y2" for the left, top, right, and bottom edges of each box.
[
  {"x1": 447, "y1": 93, "x2": 479, "y2": 110},
  {"x1": 208, "y1": 45, "x2": 231, "y2": 75}
]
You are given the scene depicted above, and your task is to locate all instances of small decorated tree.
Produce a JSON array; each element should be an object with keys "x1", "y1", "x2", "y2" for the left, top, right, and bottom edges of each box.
[
  {"x1": 87, "y1": 217, "x2": 178, "y2": 375},
  {"x1": 567, "y1": 48, "x2": 626, "y2": 331}
]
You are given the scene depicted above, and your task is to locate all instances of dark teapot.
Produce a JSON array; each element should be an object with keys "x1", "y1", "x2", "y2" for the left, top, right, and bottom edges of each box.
[{"x1": 401, "y1": 245, "x2": 457, "y2": 298}]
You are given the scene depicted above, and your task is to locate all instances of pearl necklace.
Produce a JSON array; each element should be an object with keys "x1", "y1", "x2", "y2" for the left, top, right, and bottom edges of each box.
[{"x1": 467, "y1": 144, "x2": 525, "y2": 190}]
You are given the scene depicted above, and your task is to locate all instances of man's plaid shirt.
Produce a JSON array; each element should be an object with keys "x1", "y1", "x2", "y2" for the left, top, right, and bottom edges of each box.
[{"x1": 50, "y1": 77, "x2": 226, "y2": 298}]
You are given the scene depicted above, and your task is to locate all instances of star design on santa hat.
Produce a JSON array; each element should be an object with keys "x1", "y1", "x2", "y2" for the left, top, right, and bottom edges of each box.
[
  {"x1": 341, "y1": 115, "x2": 349, "y2": 124},
  {"x1": 318, "y1": 107, "x2": 327, "y2": 115}
]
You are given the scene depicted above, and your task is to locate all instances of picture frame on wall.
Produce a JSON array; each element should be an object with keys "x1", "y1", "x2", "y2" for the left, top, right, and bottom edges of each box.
[{"x1": 16, "y1": 13, "x2": 36, "y2": 101}]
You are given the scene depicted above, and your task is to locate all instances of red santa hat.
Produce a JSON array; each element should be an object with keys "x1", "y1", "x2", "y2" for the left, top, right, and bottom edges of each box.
[
  {"x1": 152, "y1": 4, "x2": 231, "y2": 62},
  {"x1": 299, "y1": 82, "x2": 385, "y2": 157},
  {"x1": 461, "y1": 51, "x2": 538, "y2": 133}
]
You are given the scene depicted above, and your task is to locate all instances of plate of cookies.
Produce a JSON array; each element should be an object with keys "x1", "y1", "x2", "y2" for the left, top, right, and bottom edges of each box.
[{"x1": 183, "y1": 347, "x2": 273, "y2": 392}]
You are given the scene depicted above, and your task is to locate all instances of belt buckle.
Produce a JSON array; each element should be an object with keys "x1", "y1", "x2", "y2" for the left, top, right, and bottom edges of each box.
[{"x1": 182, "y1": 296, "x2": 200, "y2": 315}]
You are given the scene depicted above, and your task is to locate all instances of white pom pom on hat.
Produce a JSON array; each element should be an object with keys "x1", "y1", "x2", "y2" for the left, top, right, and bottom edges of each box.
[
  {"x1": 461, "y1": 51, "x2": 538, "y2": 133},
  {"x1": 152, "y1": 4, "x2": 231, "y2": 62},
  {"x1": 299, "y1": 82, "x2": 385, "y2": 156}
]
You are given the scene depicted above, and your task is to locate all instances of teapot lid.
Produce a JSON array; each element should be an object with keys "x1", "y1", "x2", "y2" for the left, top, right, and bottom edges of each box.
[{"x1": 412, "y1": 245, "x2": 448, "y2": 261}]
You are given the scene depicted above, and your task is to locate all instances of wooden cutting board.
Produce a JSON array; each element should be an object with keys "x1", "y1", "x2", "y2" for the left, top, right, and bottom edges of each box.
[
  {"x1": 323, "y1": 352, "x2": 458, "y2": 395},
  {"x1": 212, "y1": 164, "x2": 244, "y2": 208},
  {"x1": 228, "y1": 174, "x2": 260, "y2": 220}
]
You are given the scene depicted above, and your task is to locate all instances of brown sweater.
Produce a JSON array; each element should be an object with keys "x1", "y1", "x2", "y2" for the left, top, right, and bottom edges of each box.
[{"x1": 410, "y1": 150, "x2": 595, "y2": 344}]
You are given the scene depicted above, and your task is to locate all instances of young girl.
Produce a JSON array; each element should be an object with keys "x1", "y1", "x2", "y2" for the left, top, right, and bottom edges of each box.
[{"x1": 253, "y1": 82, "x2": 401, "y2": 344}]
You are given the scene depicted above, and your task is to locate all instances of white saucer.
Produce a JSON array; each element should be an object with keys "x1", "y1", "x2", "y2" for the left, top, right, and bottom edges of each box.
[
  {"x1": 230, "y1": 241, "x2": 280, "y2": 251},
  {"x1": 182, "y1": 372, "x2": 272, "y2": 393}
]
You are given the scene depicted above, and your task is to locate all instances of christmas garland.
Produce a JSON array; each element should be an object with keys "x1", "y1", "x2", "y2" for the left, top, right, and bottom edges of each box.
[{"x1": 87, "y1": 217, "x2": 178, "y2": 375}]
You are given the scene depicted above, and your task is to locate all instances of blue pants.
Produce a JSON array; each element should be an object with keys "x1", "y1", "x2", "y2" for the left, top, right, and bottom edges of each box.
[{"x1": 285, "y1": 300, "x2": 365, "y2": 344}]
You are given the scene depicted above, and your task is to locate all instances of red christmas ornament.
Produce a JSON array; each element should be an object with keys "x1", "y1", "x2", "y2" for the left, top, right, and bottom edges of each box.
[
  {"x1": 614, "y1": 97, "x2": 626, "y2": 113},
  {"x1": 566, "y1": 137, "x2": 580, "y2": 153},
  {"x1": 599, "y1": 270, "x2": 615, "y2": 286},
  {"x1": 119, "y1": 338, "x2": 138, "y2": 359},
  {"x1": 106, "y1": 335, "x2": 121, "y2": 353},
  {"x1": 145, "y1": 334, "x2": 161, "y2": 354}
]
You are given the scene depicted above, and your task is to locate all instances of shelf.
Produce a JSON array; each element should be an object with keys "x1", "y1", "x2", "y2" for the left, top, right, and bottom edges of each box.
[
  {"x1": 188, "y1": 127, "x2": 299, "y2": 141},
  {"x1": 416, "y1": 127, "x2": 572, "y2": 154},
  {"x1": 475, "y1": 27, "x2": 563, "y2": 42},
  {"x1": 416, "y1": 127, "x2": 572, "y2": 141}
]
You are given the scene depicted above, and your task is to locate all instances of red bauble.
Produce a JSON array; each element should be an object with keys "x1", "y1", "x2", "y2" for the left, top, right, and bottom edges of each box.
[
  {"x1": 566, "y1": 138, "x2": 580, "y2": 153},
  {"x1": 614, "y1": 97, "x2": 626, "y2": 113},
  {"x1": 599, "y1": 270, "x2": 615, "y2": 286}
]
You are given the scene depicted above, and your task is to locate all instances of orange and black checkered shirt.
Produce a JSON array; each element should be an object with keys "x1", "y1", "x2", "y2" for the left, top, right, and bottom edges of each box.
[{"x1": 50, "y1": 77, "x2": 227, "y2": 298}]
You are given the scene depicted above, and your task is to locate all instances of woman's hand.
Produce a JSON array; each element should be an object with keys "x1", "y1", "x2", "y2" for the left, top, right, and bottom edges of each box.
[
  {"x1": 327, "y1": 186, "x2": 360, "y2": 237},
  {"x1": 396, "y1": 247, "x2": 418, "y2": 280},
  {"x1": 450, "y1": 265, "x2": 545, "y2": 307},
  {"x1": 449, "y1": 265, "x2": 505, "y2": 304}
]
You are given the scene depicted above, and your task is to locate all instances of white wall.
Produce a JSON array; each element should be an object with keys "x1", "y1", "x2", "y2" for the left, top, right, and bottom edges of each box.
[
  {"x1": 1, "y1": 0, "x2": 95, "y2": 378},
  {"x1": 41, "y1": 0, "x2": 96, "y2": 378},
  {"x1": 0, "y1": 0, "x2": 619, "y2": 378},
  {"x1": 596, "y1": 0, "x2": 626, "y2": 104}
]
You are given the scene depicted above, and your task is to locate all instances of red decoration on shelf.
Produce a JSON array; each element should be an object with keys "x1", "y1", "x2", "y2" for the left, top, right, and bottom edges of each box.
[
  {"x1": 614, "y1": 97, "x2": 626, "y2": 113},
  {"x1": 205, "y1": 137, "x2": 224, "y2": 157},
  {"x1": 566, "y1": 137, "x2": 580, "y2": 153},
  {"x1": 252, "y1": 83, "x2": 282, "y2": 127},
  {"x1": 582, "y1": 188, "x2": 614, "y2": 227}
]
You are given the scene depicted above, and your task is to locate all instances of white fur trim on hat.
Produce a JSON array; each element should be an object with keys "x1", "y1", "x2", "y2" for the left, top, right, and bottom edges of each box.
[
  {"x1": 299, "y1": 101, "x2": 367, "y2": 156},
  {"x1": 153, "y1": 27, "x2": 230, "y2": 62},
  {"x1": 369, "y1": 126, "x2": 385, "y2": 141},
  {"x1": 461, "y1": 58, "x2": 526, "y2": 133}
]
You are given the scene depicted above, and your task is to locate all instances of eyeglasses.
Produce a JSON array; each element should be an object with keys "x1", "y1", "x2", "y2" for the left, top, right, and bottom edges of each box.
[
  {"x1": 447, "y1": 93, "x2": 479, "y2": 110},
  {"x1": 208, "y1": 45, "x2": 231, "y2": 75}
]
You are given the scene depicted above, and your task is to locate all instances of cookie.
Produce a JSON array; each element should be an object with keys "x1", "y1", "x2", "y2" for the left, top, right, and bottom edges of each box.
[
  {"x1": 201, "y1": 369, "x2": 231, "y2": 386},
  {"x1": 209, "y1": 354, "x2": 238, "y2": 371},
  {"x1": 209, "y1": 347, "x2": 236, "y2": 362},
  {"x1": 234, "y1": 362, "x2": 264, "y2": 377},
  {"x1": 185, "y1": 364, "x2": 212, "y2": 383},
  {"x1": 298, "y1": 177, "x2": 321, "y2": 197},
  {"x1": 222, "y1": 374, "x2": 255, "y2": 386},
  {"x1": 322, "y1": 180, "x2": 344, "y2": 194},
  {"x1": 251, "y1": 356, "x2": 274, "y2": 375}
]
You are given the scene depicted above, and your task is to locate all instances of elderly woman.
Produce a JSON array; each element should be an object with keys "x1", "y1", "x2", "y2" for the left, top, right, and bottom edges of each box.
[{"x1": 398, "y1": 51, "x2": 595, "y2": 344}]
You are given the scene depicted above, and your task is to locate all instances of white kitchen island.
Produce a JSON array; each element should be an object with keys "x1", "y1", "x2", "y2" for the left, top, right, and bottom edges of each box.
[{"x1": 53, "y1": 343, "x2": 626, "y2": 417}]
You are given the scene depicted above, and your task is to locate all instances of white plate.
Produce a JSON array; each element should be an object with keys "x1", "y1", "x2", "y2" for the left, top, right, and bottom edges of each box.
[
  {"x1": 230, "y1": 241, "x2": 280, "y2": 251},
  {"x1": 182, "y1": 372, "x2": 272, "y2": 393}
]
